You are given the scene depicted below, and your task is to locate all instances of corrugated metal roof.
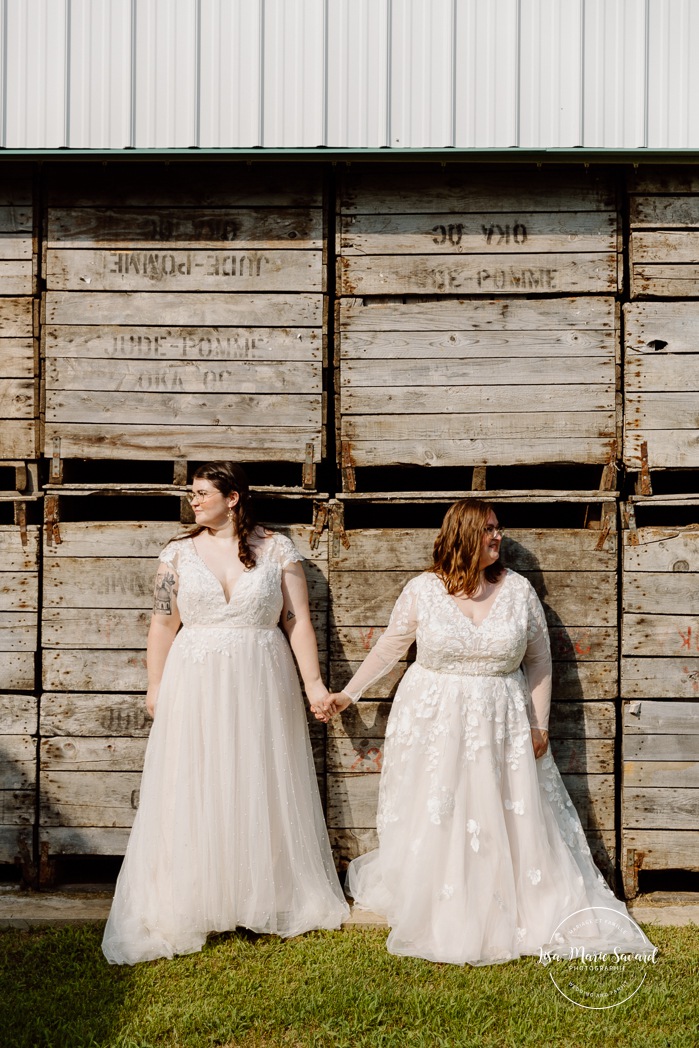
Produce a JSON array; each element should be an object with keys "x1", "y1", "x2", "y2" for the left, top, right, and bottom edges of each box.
[{"x1": 1, "y1": 0, "x2": 698, "y2": 151}]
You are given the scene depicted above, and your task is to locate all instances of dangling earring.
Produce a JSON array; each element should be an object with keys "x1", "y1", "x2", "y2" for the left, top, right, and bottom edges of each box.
[{"x1": 227, "y1": 507, "x2": 234, "y2": 522}]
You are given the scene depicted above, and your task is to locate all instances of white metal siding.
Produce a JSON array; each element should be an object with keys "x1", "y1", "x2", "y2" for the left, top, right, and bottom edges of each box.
[{"x1": 1, "y1": 0, "x2": 698, "y2": 150}]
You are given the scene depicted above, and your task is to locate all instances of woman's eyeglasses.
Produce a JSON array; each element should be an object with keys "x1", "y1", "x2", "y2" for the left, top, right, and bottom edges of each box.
[
  {"x1": 186, "y1": 491, "x2": 218, "y2": 506},
  {"x1": 483, "y1": 525, "x2": 505, "y2": 536}
]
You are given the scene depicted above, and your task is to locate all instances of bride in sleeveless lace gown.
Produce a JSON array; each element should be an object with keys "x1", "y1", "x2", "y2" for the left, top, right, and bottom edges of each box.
[
  {"x1": 327, "y1": 501, "x2": 653, "y2": 967},
  {"x1": 102, "y1": 465, "x2": 348, "y2": 965}
]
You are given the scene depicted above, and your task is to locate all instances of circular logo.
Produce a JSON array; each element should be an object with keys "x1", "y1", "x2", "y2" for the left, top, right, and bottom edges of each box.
[{"x1": 538, "y1": 906, "x2": 657, "y2": 1010}]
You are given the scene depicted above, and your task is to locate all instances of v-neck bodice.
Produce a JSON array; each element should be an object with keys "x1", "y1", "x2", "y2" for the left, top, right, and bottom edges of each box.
[{"x1": 158, "y1": 532, "x2": 304, "y2": 631}]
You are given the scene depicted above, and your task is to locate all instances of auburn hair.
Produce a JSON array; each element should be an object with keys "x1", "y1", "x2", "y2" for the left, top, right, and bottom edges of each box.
[
  {"x1": 428, "y1": 499, "x2": 504, "y2": 596},
  {"x1": 175, "y1": 462, "x2": 261, "y2": 571}
]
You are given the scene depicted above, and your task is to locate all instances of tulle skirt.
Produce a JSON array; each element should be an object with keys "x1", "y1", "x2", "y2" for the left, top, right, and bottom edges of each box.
[
  {"x1": 347, "y1": 663, "x2": 653, "y2": 966},
  {"x1": 102, "y1": 626, "x2": 348, "y2": 965}
]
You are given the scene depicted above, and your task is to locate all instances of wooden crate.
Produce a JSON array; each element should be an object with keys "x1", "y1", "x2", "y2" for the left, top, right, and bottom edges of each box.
[
  {"x1": 629, "y1": 169, "x2": 699, "y2": 298},
  {"x1": 0, "y1": 519, "x2": 39, "y2": 866},
  {"x1": 338, "y1": 166, "x2": 620, "y2": 297},
  {"x1": 327, "y1": 513, "x2": 618, "y2": 879},
  {"x1": 337, "y1": 296, "x2": 619, "y2": 475},
  {"x1": 621, "y1": 511, "x2": 699, "y2": 896},
  {"x1": 624, "y1": 301, "x2": 699, "y2": 473},
  {"x1": 0, "y1": 163, "x2": 38, "y2": 459},
  {"x1": 39, "y1": 505, "x2": 329, "y2": 857},
  {"x1": 43, "y1": 164, "x2": 325, "y2": 472}
]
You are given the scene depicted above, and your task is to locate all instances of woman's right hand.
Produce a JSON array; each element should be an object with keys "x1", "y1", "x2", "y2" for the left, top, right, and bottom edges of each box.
[
  {"x1": 146, "y1": 684, "x2": 159, "y2": 719},
  {"x1": 322, "y1": 692, "x2": 353, "y2": 718},
  {"x1": 531, "y1": 727, "x2": 549, "y2": 759}
]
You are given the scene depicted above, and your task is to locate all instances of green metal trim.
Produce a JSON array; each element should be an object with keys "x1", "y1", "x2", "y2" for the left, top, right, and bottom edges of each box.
[{"x1": 1, "y1": 147, "x2": 699, "y2": 163}]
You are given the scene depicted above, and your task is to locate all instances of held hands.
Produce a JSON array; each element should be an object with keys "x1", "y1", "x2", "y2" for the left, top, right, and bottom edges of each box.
[
  {"x1": 531, "y1": 727, "x2": 549, "y2": 759},
  {"x1": 309, "y1": 691, "x2": 352, "y2": 722}
]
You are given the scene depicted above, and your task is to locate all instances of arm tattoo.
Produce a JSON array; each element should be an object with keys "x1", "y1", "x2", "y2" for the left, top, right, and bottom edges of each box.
[
  {"x1": 154, "y1": 570, "x2": 177, "y2": 615},
  {"x1": 286, "y1": 609, "x2": 296, "y2": 622}
]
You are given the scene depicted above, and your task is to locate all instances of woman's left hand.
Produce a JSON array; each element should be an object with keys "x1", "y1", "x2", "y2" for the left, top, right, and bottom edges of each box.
[{"x1": 531, "y1": 727, "x2": 549, "y2": 759}]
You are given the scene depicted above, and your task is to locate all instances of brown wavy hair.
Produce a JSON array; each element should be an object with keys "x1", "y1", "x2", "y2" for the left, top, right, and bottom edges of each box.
[
  {"x1": 176, "y1": 462, "x2": 261, "y2": 571},
  {"x1": 428, "y1": 499, "x2": 505, "y2": 596}
]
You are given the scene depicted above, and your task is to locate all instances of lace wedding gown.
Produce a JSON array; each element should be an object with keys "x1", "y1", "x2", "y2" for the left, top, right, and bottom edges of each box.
[
  {"x1": 102, "y1": 532, "x2": 348, "y2": 965},
  {"x1": 344, "y1": 569, "x2": 652, "y2": 966}
]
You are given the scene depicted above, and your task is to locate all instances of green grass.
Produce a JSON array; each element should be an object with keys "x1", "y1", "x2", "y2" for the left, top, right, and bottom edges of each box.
[{"x1": 0, "y1": 923, "x2": 696, "y2": 1048}]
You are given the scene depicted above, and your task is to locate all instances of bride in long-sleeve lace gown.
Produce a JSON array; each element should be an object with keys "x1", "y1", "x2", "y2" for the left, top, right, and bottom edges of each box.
[
  {"x1": 102, "y1": 463, "x2": 348, "y2": 965},
  {"x1": 327, "y1": 500, "x2": 653, "y2": 967}
]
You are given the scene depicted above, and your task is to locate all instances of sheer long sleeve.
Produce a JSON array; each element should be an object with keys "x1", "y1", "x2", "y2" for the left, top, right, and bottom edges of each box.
[
  {"x1": 522, "y1": 583, "x2": 552, "y2": 731},
  {"x1": 343, "y1": 578, "x2": 419, "y2": 702}
]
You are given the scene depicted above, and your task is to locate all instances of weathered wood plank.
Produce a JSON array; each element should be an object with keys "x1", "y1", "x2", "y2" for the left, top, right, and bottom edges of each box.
[
  {"x1": 0, "y1": 297, "x2": 33, "y2": 334},
  {"x1": 0, "y1": 790, "x2": 33, "y2": 824},
  {"x1": 624, "y1": 734, "x2": 699, "y2": 760},
  {"x1": 623, "y1": 761, "x2": 699, "y2": 788},
  {"x1": 40, "y1": 693, "x2": 151, "y2": 738},
  {"x1": 622, "y1": 614, "x2": 699, "y2": 658},
  {"x1": 327, "y1": 700, "x2": 615, "y2": 741},
  {"x1": 0, "y1": 260, "x2": 32, "y2": 294},
  {"x1": 45, "y1": 292, "x2": 323, "y2": 327},
  {"x1": 624, "y1": 354, "x2": 699, "y2": 394},
  {"x1": 47, "y1": 164, "x2": 323, "y2": 207},
  {"x1": 622, "y1": 700, "x2": 699, "y2": 735},
  {"x1": 0, "y1": 205, "x2": 32, "y2": 232},
  {"x1": 40, "y1": 771, "x2": 142, "y2": 827},
  {"x1": 327, "y1": 735, "x2": 614, "y2": 775},
  {"x1": 332, "y1": 626, "x2": 617, "y2": 663},
  {"x1": 330, "y1": 570, "x2": 616, "y2": 628},
  {"x1": 625, "y1": 519, "x2": 699, "y2": 558},
  {"x1": 621, "y1": 829, "x2": 699, "y2": 870},
  {"x1": 624, "y1": 430, "x2": 699, "y2": 469},
  {"x1": 631, "y1": 231, "x2": 699, "y2": 265},
  {"x1": 39, "y1": 826, "x2": 131, "y2": 855},
  {"x1": 0, "y1": 528, "x2": 40, "y2": 570},
  {"x1": 0, "y1": 340, "x2": 36, "y2": 378},
  {"x1": 0, "y1": 736, "x2": 35, "y2": 789},
  {"x1": 329, "y1": 659, "x2": 617, "y2": 700},
  {"x1": 343, "y1": 385, "x2": 613, "y2": 416},
  {"x1": 625, "y1": 391, "x2": 699, "y2": 429},
  {"x1": 0, "y1": 649, "x2": 34, "y2": 691},
  {"x1": 339, "y1": 171, "x2": 615, "y2": 213},
  {"x1": 43, "y1": 555, "x2": 327, "y2": 609},
  {"x1": 624, "y1": 300, "x2": 699, "y2": 353},
  {"x1": 327, "y1": 772, "x2": 614, "y2": 829},
  {"x1": 0, "y1": 695, "x2": 38, "y2": 735},
  {"x1": 621, "y1": 658, "x2": 699, "y2": 699},
  {"x1": 329, "y1": 529, "x2": 616, "y2": 571},
  {"x1": 342, "y1": 411, "x2": 615, "y2": 442},
  {"x1": 340, "y1": 328, "x2": 615, "y2": 359},
  {"x1": 48, "y1": 249, "x2": 322, "y2": 293},
  {"x1": 0, "y1": 825, "x2": 32, "y2": 862},
  {"x1": 46, "y1": 390, "x2": 320, "y2": 426},
  {"x1": 43, "y1": 650, "x2": 147, "y2": 692},
  {"x1": 623, "y1": 573, "x2": 699, "y2": 616},
  {"x1": 0, "y1": 420, "x2": 37, "y2": 458},
  {"x1": 338, "y1": 254, "x2": 618, "y2": 296},
  {"x1": 342, "y1": 357, "x2": 614, "y2": 387},
  {"x1": 340, "y1": 295, "x2": 617, "y2": 331},
  {"x1": 631, "y1": 265, "x2": 699, "y2": 298},
  {"x1": 340, "y1": 210, "x2": 617, "y2": 254},
  {"x1": 40, "y1": 737, "x2": 147, "y2": 772},
  {"x1": 0, "y1": 574, "x2": 39, "y2": 612},
  {"x1": 630, "y1": 195, "x2": 699, "y2": 228},
  {"x1": 44, "y1": 326, "x2": 322, "y2": 361},
  {"x1": 42, "y1": 423, "x2": 322, "y2": 460},
  {"x1": 341, "y1": 436, "x2": 616, "y2": 468},
  {"x1": 44, "y1": 522, "x2": 326, "y2": 561},
  {"x1": 622, "y1": 788, "x2": 698, "y2": 829},
  {"x1": 48, "y1": 207, "x2": 322, "y2": 248},
  {"x1": 46, "y1": 357, "x2": 322, "y2": 394},
  {"x1": 0, "y1": 377, "x2": 35, "y2": 417},
  {"x1": 0, "y1": 615, "x2": 37, "y2": 651}
]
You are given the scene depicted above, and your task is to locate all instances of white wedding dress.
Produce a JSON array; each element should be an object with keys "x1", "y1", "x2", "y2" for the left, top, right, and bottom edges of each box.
[
  {"x1": 344, "y1": 569, "x2": 653, "y2": 966},
  {"x1": 102, "y1": 532, "x2": 348, "y2": 965}
]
